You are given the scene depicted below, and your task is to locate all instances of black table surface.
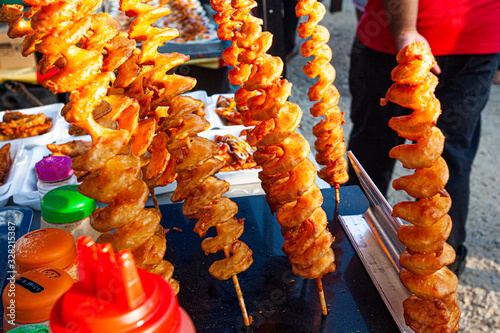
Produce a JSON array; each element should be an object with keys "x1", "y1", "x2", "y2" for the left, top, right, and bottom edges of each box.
[{"x1": 157, "y1": 186, "x2": 401, "y2": 333}]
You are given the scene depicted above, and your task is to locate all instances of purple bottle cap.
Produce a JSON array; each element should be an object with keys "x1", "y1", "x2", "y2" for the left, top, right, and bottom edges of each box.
[{"x1": 35, "y1": 156, "x2": 74, "y2": 182}]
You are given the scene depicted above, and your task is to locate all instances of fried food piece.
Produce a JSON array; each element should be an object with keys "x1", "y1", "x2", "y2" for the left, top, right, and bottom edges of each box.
[
  {"x1": 392, "y1": 42, "x2": 435, "y2": 85},
  {"x1": 248, "y1": 79, "x2": 291, "y2": 122},
  {"x1": 90, "y1": 179, "x2": 149, "y2": 232},
  {"x1": 248, "y1": 101, "x2": 302, "y2": 147},
  {"x1": 201, "y1": 218, "x2": 244, "y2": 254},
  {"x1": 0, "y1": 143, "x2": 12, "y2": 185},
  {"x1": 210, "y1": 0, "x2": 336, "y2": 284},
  {"x1": 390, "y1": 127, "x2": 445, "y2": 169},
  {"x1": 130, "y1": 118, "x2": 156, "y2": 156},
  {"x1": 171, "y1": 157, "x2": 223, "y2": 202},
  {"x1": 398, "y1": 214, "x2": 452, "y2": 255},
  {"x1": 214, "y1": 133, "x2": 257, "y2": 172},
  {"x1": 403, "y1": 293, "x2": 460, "y2": 333},
  {"x1": 97, "y1": 208, "x2": 161, "y2": 252},
  {"x1": 145, "y1": 132, "x2": 169, "y2": 179},
  {"x1": 384, "y1": 42, "x2": 459, "y2": 332},
  {"x1": 193, "y1": 197, "x2": 238, "y2": 237},
  {"x1": 282, "y1": 208, "x2": 327, "y2": 255},
  {"x1": 72, "y1": 130, "x2": 129, "y2": 172},
  {"x1": 214, "y1": 96, "x2": 245, "y2": 126},
  {"x1": 209, "y1": 241, "x2": 253, "y2": 280},
  {"x1": 276, "y1": 183, "x2": 323, "y2": 229},
  {"x1": 296, "y1": 0, "x2": 349, "y2": 187},
  {"x1": 392, "y1": 157, "x2": 449, "y2": 199},
  {"x1": 43, "y1": 46, "x2": 103, "y2": 93},
  {"x1": 400, "y1": 243, "x2": 456, "y2": 276},
  {"x1": 400, "y1": 267, "x2": 458, "y2": 301},
  {"x1": 393, "y1": 191, "x2": 452, "y2": 227},
  {"x1": 47, "y1": 140, "x2": 91, "y2": 157},
  {"x1": 182, "y1": 176, "x2": 229, "y2": 217},
  {"x1": 78, "y1": 154, "x2": 141, "y2": 204},
  {"x1": 254, "y1": 132, "x2": 308, "y2": 175},
  {"x1": 0, "y1": 112, "x2": 52, "y2": 141},
  {"x1": 103, "y1": 32, "x2": 136, "y2": 72},
  {"x1": 174, "y1": 137, "x2": 219, "y2": 172}
]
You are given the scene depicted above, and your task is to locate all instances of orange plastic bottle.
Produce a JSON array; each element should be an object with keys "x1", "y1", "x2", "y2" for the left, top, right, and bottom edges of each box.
[
  {"x1": 2, "y1": 268, "x2": 73, "y2": 332},
  {"x1": 15, "y1": 229, "x2": 78, "y2": 282},
  {"x1": 49, "y1": 236, "x2": 196, "y2": 333}
]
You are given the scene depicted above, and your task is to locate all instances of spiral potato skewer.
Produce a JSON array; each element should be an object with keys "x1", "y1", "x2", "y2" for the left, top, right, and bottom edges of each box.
[
  {"x1": 119, "y1": 0, "x2": 254, "y2": 322},
  {"x1": 0, "y1": 0, "x2": 188, "y2": 293},
  {"x1": 116, "y1": 0, "x2": 255, "y2": 315},
  {"x1": 210, "y1": 0, "x2": 262, "y2": 126},
  {"x1": 211, "y1": 0, "x2": 336, "y2": 315},
  {"x1": 156, "y1": 70, "x2": 254, "y2": 326},
  {"x1": 295, "y1": 0, "x2": 348, "y2": 194},
  {"x1": 381, "y1": 42, "x2": 460, "y2": 333}
]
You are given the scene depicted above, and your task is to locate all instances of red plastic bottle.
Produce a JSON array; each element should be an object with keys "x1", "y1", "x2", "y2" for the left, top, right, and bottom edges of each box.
[{"x1": 49, "y1": 237, "x2": 195, "y2": 333}]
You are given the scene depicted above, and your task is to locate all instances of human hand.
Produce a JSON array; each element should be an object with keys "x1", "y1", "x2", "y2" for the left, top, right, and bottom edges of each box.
[{"x1": 395, "y1": 30, "x2": 441, "y2": 75}]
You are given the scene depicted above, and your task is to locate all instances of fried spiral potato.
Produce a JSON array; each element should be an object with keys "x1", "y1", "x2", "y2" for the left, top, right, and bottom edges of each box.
[
  {"x1": 210, "y1": 0, "x2": 260, "y2": 124},
  {"x1": 0, "y1": 0, "x2": 203, "y2": 294},
  {"x1": 296, "y1": 0, "x2": 348, "y2": 187},
  {"x1": 164, "y1": 100, "x2": 254, "y2": 280},
  {"x1": 382, "y1": 42, "x2": 460, "y2": 333},
  {"x1": 0, "y1": 143, "x2": 12, "y2": 186},
  {"x1": 211, "y1": 0, "x2": 336, "y2": 281}
]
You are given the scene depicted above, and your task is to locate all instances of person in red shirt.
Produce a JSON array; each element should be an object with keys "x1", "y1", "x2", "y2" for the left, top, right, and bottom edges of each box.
[{"x1": 347, "y1": 0, "x2": 500, "y2": 277}]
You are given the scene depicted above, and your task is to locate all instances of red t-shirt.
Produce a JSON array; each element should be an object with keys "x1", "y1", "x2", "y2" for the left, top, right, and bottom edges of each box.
[{"x1": 356, "y1": 0, "x2": 500, "y2": 55}]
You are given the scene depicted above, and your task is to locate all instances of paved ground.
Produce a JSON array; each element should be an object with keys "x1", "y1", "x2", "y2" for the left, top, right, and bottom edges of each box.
[{"x1": 286, "y1": 1, "x2": 500, "y2": 331}]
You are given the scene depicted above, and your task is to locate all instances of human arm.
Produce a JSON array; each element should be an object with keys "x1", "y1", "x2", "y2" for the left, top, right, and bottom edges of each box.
[{"x1": 382, "y1": 0, "x2": 441, "y2": 74}]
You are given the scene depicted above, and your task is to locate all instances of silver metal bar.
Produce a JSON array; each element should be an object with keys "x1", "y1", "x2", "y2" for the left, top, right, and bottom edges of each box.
[
  {"x1": 340, "y1": 214, "x2": 411, "y2": 332},
  {"x1": 347, "y1": 151, "x2": 406, "y2": 261}
]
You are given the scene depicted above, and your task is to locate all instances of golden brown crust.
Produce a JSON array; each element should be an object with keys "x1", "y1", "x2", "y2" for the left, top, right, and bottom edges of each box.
[
  {"x1": 384, "y1": 42, "x2": 460, "y2": 332},
  {"x1": 296, "y1": 0, "x2": 348, "y2": 186}
]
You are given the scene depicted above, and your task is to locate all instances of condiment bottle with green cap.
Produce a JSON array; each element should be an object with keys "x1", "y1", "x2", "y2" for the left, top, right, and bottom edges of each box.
[
  {"x1": 40, "y1": 185, "x2": 100, "y2": 242},
  {"x1": 35, "y1": 156, "x2": 77, "y2": 200}
]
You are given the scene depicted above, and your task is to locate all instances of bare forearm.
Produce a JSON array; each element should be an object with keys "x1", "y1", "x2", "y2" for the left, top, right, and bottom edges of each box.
[
  {"x1": 382, "y1": 0, "x2": 441, "y2": 73},
  {"x1": 383, "y1": 0, "x2": 418, "y2": 36}
]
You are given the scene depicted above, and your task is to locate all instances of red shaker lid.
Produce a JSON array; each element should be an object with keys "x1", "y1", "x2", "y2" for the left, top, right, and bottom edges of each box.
[{"x1": 49, "y1": 236, "x2": 195, "y2": 333}]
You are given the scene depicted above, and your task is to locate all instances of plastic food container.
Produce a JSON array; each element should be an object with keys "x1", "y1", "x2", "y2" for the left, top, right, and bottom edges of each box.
[
  {"x1": 49, "y1": 236, "x2": 196, "y2": 333},
  {"x1": 40, "y1": 185, "x2": 99, "y2": 242},
  {"x1": 2, "y1": 268, "x2": 73, "y2": 332},
  {"x1": 15, "y1": 228, "x2": 78, "y2": 282},
  {"x1": 35, "y1": 156, "x2": 77, "y2": 200},
  {"x1": 0, "y1": 141, "x2": 25, "y2": 208},
  {"x1": 0, "y1": 104, "x2": 66, "y2": 149}
]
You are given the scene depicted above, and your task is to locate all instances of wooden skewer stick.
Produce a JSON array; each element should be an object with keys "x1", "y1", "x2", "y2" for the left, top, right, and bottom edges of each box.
[
  {"x1": 316, "y1": 277, "x2": 328, "y2": 315},
  {"x1": 224, "y1": 246, "x2": 251, "y2": 326},
  {"x1": 335, "y1": 184, "x2": 340, "y2": 203}
]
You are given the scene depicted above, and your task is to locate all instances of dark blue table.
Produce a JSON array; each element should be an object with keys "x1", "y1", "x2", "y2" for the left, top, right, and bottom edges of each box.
[{"x1": 157, "y1": 186, "x2": 401, "y2": 333}]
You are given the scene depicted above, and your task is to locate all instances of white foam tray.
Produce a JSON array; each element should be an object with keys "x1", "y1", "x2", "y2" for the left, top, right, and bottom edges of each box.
[
  {"x1": 0, "y1": 141, "x2": 26, "y2": 207},
  {"x1": 205, "y1": 93, "x2": 236, "y2": 129},
  {"x1": 153, "y1": 125, "x2": 261, "y2": 196},
  {"x1": 0, "y1": 103, "x2": 66, "y2": 149}
]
